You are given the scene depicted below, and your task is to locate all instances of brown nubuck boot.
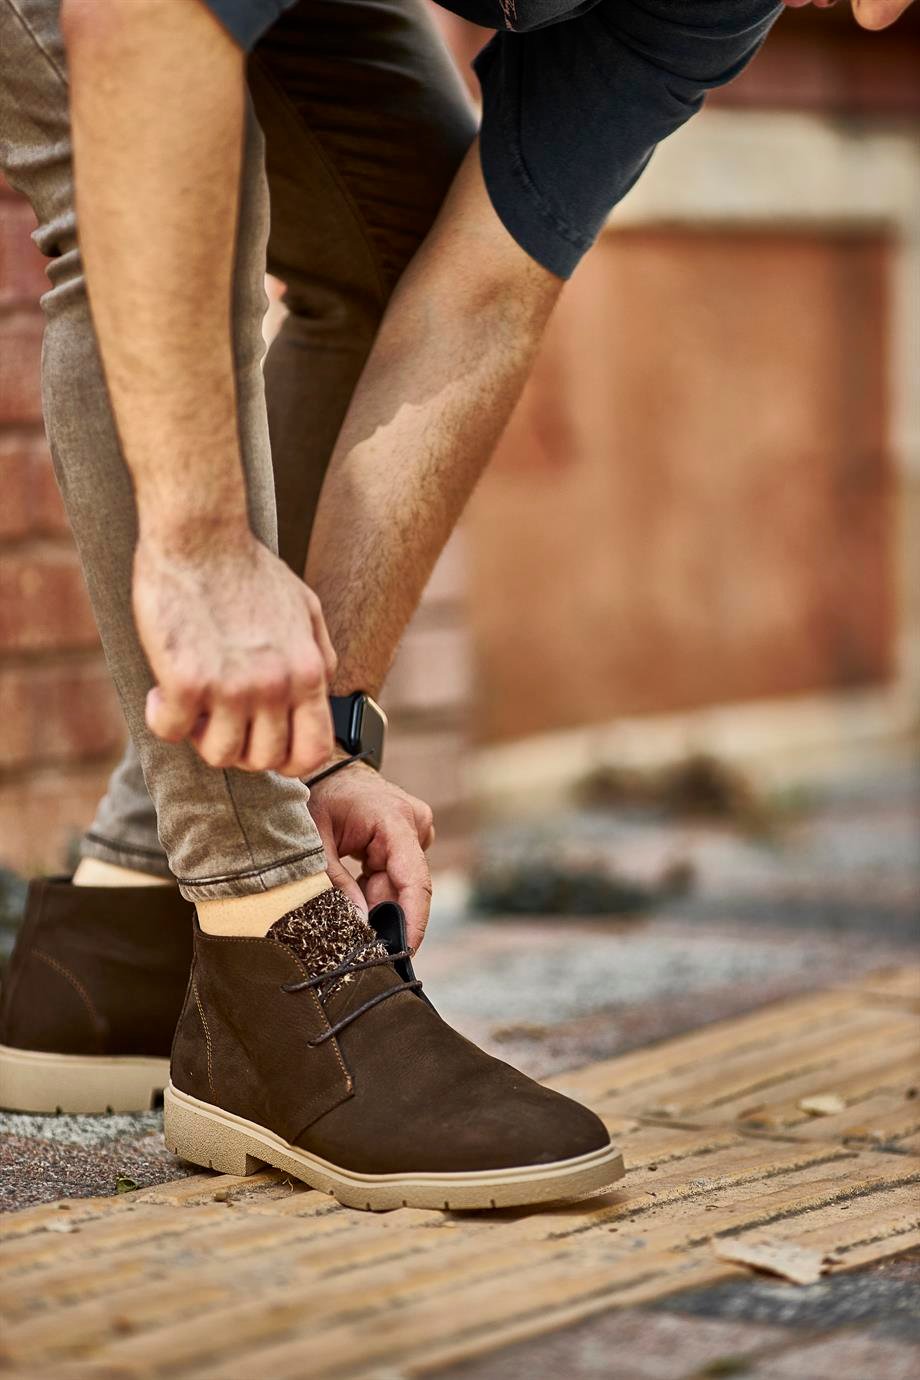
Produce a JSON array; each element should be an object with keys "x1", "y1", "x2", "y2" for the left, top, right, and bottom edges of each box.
[
  {"x1": 165, "y1": 903, "x2": 624, "y2": 1211},
  {"x1": 0, "y1": 877, "x2": 194, "y2": 1113}
]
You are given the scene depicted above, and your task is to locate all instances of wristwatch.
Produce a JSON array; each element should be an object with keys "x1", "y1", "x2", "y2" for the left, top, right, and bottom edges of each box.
[{"x1": 329, "y1": 692, "x2": 387, "y2": 771}]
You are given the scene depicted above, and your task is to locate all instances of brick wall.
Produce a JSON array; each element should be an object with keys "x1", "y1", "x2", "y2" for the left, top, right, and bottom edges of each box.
[
  {"x1": 382, "y1": 533, "x2": 472, "y2": 856},
  {"x1": 467, "y1": 226, "x2": 896, "y2": 743},
  {"x1": 0, "y1": 177, "x2": 126, "y2": 874}
]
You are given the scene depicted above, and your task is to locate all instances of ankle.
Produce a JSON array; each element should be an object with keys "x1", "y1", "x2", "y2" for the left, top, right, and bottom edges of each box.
[
  {"x1": 196, "y1": 872, "x2": 333, "y2": 938},
  {"x1": 73, "y1": 858, "x2": 173, "y2": 888}
]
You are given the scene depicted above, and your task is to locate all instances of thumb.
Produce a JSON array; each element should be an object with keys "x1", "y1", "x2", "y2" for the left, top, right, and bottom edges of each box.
[
  {"x1": 317, "y1": 827, "x2": 368, "y2": 916},
  {"x1": 852, "y1": 0, "x2": 912, "y2": 28}
]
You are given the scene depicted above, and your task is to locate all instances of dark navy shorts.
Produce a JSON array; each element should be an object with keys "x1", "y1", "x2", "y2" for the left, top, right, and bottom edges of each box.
[{"x1": 203, "y1": 0, "x2": 783, "y2": 278}]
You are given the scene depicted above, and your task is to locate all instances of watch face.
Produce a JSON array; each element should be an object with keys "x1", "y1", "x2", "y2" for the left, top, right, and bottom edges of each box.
[{"x1": 356, "y1": 695, "x2": 387, "y2": 771}]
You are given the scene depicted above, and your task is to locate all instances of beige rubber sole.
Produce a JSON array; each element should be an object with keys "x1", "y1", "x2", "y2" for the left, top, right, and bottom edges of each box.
[
  {"x1": 164, "y1": 1082, "x2": 625, "y2": 1211},
  {"x1": 0, "y1": 1043, "x2": 169, "y2": 1114}
]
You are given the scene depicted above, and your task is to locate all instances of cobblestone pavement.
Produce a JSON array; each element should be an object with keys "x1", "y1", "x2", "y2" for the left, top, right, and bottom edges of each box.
[{"x1": 1, "y1": 763, "x2": 917, "y2": 1377}]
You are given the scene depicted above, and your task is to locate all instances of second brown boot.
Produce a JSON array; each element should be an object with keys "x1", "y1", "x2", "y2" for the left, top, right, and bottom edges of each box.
[
  {"x1": 165, "y1": 898, "x2": 624, "y2": 1210},
  {"x1": 0, "y1": 877, "x2": 194, "y2": 1113}
]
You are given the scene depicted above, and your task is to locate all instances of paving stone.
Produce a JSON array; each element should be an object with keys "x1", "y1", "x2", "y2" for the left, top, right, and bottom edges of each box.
[
  {"x1": 747, "y1": 1331, "x2": 920, "y2": 1380},
  {"x1": 656, "y1": 1250, "x2": 920, "y2": 1341},
  {"x1": 429, "y1": 1307, "x2": 790, "y2": 1380},
  {"x1": 0, "y1": 1122, "x2": 193, "y2": 1212}
]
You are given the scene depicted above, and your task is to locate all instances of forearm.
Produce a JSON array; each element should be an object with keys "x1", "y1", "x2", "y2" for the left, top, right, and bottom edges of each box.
[
  {"x1": 306, "y1": 142, "x2": 562, "y2": 695},
  {"x1": 63, "y1": 0, "x2": 249, "y2": 551},
  {"x1": 63, "y1": 0, "x2": 335, "y2": 774}
]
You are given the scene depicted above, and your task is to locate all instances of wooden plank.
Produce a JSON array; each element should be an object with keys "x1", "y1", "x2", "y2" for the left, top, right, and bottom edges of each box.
[
  {"x1": 8, "y1": 1150, "x2": 914, "y2": 1375},
  {"x1": 0, "y1": 1197, "x2": 117, "y2": 1242},
  {"x1": 165, "y1": 1170, "x2": 920, "y2": 1380},
  {"x1": 826, "y1": 1228, "x2": 920, "y2": 1270},
  {"x1": 635, "y1": 1018, "x2": 916, "y2": 1123},
  {"x1": 0, "y1": 1131, "x2": 817, "y2": 1324},
  {"x1": 0, "y1": 1185, "x2": 504, "y2": 1332},
  {"x1": 553, "y1": 988, "x2": 868, "y2": 1099},
  {"x1": 556, "y1": 975, "x2": 920, "y2": 1111},
  {"x1": 716, "y1": 1048, "x2": 920, "y2": 1131},
  {"x1": 771, "y1": 1182, "x2": 920, "y2": 1256},
  {"x1": 782, "y1": 1093, "x2": 920, "y2": 1146},
  {"x1": 133, "y1": 1170, "x2": 281, "y2": 1205},
  {"x1": 0, "y1": 1202, "x2": 230, "y2": 1277},
  {"x1": 856, "y1": 967, "x2": 920, "y2": 1006}
]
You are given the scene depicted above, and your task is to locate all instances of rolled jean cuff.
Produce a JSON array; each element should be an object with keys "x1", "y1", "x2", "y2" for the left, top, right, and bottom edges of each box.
[
  {"x1": 173, "y1": 843, "x2": 328, "y2": 902},
  {"x1": 81, "y1": 830, "x2": 176, "y2": 882}
]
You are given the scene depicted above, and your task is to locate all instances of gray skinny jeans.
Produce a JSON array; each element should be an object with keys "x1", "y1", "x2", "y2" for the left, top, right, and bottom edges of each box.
[{"x1": 0, "y1": 0, "x2": 473, "y2": 898}]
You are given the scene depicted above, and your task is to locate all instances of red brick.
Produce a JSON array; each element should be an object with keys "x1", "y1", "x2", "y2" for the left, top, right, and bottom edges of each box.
[
  {"x1": 0, "y1": 547, "x2": 99, "y2": 652},
  {"x1": 385, "y1": 624, "x2": 471, "y2": 717},
  {"x1": 0, "y1": 661, "x2": 124, "y2": 770},
  {"x1": 29, "y1": 462, "x2": 68, "y2": 536},
  {"x1": 25, "y1": 443, "x2": 68, "y2": 536},
  {"x1": 0, "y1": 432, "x2": 68, "y2": 541},
  {"x1": 0, "y1": 763, "x2": 116, "y2": 875},
  {"x1": 0, "y1": 310, "x2": 43, "y2": 425},
  {"x1": 0, "y1": 196, "x2": 47, "y2": 308},
  {"x1": 713, "y1": 25, "x2": 920, "y2": 118},
  {"x1": 424, "y1": 532, "x2": 467, "y2": 607},
  {"x1": 382, "y1": 727, "x2": 467, "y2": 817},
  {"x1": 0, "y1": 437, "x2": 32, "y2": 540}
]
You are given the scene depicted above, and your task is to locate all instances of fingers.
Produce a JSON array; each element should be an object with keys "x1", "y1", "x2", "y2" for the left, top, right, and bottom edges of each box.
[
  {"x1": 303, "y1": 586, "x2": 338, "y2": 683},
  {"x1": 792, "y1": 0, "x2": 915, "y2": 24},
  {"x1": 314, "y1": 818, "x2": 369, "y2": 915},
  {"x1": 282, "y1": 631, "x2": 334, "y2": 776},
  {"x1": 359, "y1": 867, "x2": 395, "y2": 912},
  {"x1": 149, "y1": 640, "x2": 333, "y2": 776},
  {"x1": 140, "y1": 545, "x2": 338, "y2": 776},
  {"x1": 306, "y1": 775, "x2": 437, "y2": 948},
  {"x1": 852, "y1": 0, "x2": 914, "y2": 29},
  {"x1": 395, "y1": 877, "x2": 433, "y2": 953},
  {"x1": 190, "y1": 699, "x2": 250, "y2": 768},
  {"x1": 146, "y1": 683, "x2": 202, "y2": 744},
  {"x1": 365, "y1": 812, "x2": 433, "y2": 951},
  {"x1": 154, "y1": 684, "x2": 332, "y2": 777},
  {"x1": 411, "y1": 799, "x2": 436, "y2": 851},
  {"x1": 244, "y1": 703, "x2": 291, "y2": 773},
  {"x1": 284, "y1": 697, "x2": 334, "y2": 778}
]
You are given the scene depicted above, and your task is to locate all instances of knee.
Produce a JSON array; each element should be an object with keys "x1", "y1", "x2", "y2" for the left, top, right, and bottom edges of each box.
[{"x1": 275, "y1": 274, "x2": 384, "y2": 352}]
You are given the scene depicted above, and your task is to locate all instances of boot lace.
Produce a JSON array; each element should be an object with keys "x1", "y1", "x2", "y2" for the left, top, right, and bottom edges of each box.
[{"x1": 281, "y1": 950, "x2": 421, "y2": 1046}]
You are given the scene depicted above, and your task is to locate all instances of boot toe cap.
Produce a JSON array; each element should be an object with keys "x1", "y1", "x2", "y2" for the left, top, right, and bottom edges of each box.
[{"x1": 499, "y1": 1086, "x2": 610, "y2": 1168}]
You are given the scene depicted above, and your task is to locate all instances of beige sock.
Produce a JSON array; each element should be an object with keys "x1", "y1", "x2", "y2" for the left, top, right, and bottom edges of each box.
[
  {"x1": 72, "y1": 858, "x2": 173, "y2": 888},
  {"x1": 197, "y1": 871, "x2": 333, "y2": 938}
]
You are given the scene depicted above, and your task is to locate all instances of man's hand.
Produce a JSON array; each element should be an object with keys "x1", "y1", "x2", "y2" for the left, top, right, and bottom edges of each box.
[
  {"x1": 135, "y1": 534, "x2": 337, "y2": 777},
  {"x1": 306, "y1": 760, "x2": 435, "y2": 951},
  {"x1": 783, "y1": 0, "x2": 914, "y2": 28}
]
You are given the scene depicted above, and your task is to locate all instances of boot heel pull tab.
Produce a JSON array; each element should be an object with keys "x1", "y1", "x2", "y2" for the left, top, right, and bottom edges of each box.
[{"x1": 367, "y1": 902, "x2": 417, "y2": 985}]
